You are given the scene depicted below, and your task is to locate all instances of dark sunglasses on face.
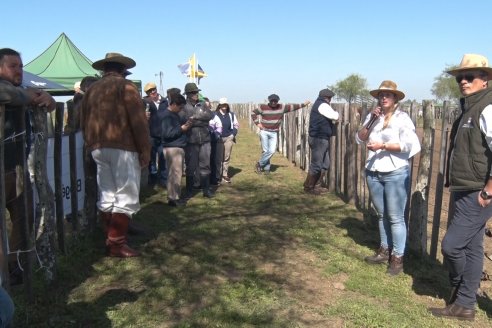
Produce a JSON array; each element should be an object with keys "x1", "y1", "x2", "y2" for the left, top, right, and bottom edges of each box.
[
  {"x1": 148, "y1": 88, "x2": 157, "y2": 94},
  {"x1": 189, "y1": 91, "x2": 199, "y2": 95},
  {"x1": 455, "y1": 73, "x2": 482, "y2": 83}
]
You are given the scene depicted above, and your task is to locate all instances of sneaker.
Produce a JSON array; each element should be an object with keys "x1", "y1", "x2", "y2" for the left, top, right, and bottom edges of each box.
[
  {"x1": 254, "y1": 162, "x2": 263, "y2": 174},
  {"x1": 222, "y1": 176, "x2": 231, "y2": 183}
]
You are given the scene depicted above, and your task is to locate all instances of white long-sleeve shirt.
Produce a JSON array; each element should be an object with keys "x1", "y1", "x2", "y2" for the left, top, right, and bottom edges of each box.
[
  {"x1": 318, "y1": 103, "x2": 339, "y2": 120},
  {"x1": 356, "y1": 109, "x2": 421, "y2": 172}
]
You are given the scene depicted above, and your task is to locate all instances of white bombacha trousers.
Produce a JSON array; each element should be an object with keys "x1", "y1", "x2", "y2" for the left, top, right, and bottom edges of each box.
[{"x1": 91, "y1": 148, "x2": 141, "y2": 217}]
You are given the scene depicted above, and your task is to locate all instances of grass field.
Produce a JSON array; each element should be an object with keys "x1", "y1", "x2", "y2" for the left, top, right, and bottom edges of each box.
[{"x1": 10, "y1": 119, "x2": 492, "y2": 327}]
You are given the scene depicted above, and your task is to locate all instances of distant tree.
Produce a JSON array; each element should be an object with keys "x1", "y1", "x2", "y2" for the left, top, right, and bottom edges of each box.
[
  {"x1": 431, "y1": 65, "x2": 460, "y2": 103},
  {"x1": 330, "y1": 74, "x2": 369, "y2": 105}
]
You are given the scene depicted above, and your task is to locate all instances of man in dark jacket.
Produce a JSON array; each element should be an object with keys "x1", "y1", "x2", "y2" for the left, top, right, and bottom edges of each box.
[
  {"x1": 182, "y1": 82, "x2": 215, "y2": 198},
  {"x1": 143, "y1": 82, "x2": 168, "y2": 188},
  {"x1": 161, "y1": 92, "x2": 192, "y2": 206},
  {"x1": 304, "y1": 88, "x2": 338, "y2": 194},
  {"x1": 429, "y1": 54, "x2": 492, "y2": 321}
]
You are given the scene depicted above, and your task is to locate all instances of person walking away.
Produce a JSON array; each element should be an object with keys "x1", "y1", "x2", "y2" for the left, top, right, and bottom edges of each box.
[
  {"x1": 304, "y1": 88, "x2": 338, "y2": 195},
  {"x1": 161, "y1": 92, "x2": 192, "y2": 206},
  {"x1": 143, "y1": 82, "x2": 168, "y2": 188},
  {"x1": 182, "y1": 83, "x2": 215, "y2": 198},
  {"x1": 355, "y1": 80, "x2": 420, "y2": 276},
  {"x1": 251, "y1": 94, "x2": 310, "y2": 174},
  {"x1": 80, "y1": 52, "x2": 150, "y2": 258},
  {"x1": 428, "y1": 54, "x2": 492, "y2": 321}
]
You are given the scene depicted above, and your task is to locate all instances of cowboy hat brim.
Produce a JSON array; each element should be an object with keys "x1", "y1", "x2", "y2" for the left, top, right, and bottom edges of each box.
[
  {"x1": 447, "y1": 67, "x2": 492, "y2": 80},
  {"x1": 92, "y1": 55, "x2": 136, "y2": 71},
  {"x1": 370, "y1": 89, "x2": 405, "y2": 101}
]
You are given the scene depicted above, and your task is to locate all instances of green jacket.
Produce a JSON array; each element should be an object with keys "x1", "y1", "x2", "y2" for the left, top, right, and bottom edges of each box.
[{"x1": 449, "y1": 87, "x2": 492, "y2": 191}]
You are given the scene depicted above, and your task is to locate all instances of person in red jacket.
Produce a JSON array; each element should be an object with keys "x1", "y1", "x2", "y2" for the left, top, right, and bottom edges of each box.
[{"x1": 80, "y1": 52, "x2": 150, "y2": 258}]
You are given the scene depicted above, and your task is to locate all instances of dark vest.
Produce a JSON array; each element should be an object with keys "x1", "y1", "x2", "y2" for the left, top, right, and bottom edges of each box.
[
  {"x1": 449, "y1": 88, "x2": 492, "y2": 191},
  {"x1": 308, "y1": 97, "x2": 334, "y2": 139}
]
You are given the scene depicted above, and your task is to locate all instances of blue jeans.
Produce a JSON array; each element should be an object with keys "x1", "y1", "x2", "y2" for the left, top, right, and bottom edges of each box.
[
  {"x1": 0, "y1": 287, "x2": 14, "y2": 328},
  {"x1": 259, "y1": 130, "x2": 278, "y2": 172},
  {"x1": 366, "y1": 166, "x2": 409, "y2": 256},
  {"x1": 441, "y1": 190, "x2": 492, "y2": 309}
]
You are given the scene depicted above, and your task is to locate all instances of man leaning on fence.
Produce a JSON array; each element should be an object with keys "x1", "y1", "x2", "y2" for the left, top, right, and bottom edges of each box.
[
  {"x1": 251, "y1": 94, "x2": 310, "y2": 174},
  {"x1": 428, "y1": 54, "x2": 492, "y2": 321},
  {"x1": 80, "y1": 52, "x2": 150, "y2": 258},
  {"x1": 0, "y1": 48, "x2": 56, "y2": 285},
  {"x1": 303, "y1": 88, "x2": 338, "y2": 195}
]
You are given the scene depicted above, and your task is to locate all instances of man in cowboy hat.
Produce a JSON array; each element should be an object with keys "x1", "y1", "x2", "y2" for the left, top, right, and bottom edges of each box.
[
  {"x1": 429, "y1": 54, "x2": 492, "y2": 321},
  {"x1": 80, "y1": 52, "x2": 150, "y2": 258},
  {"x1": 251, "y1": 94, "x2": 310, "y2": 174},
  {"x1": 182, "y1": 82, "x2": 215, "y2": 199},
  {"x1": 304, "y1": 88, "x2": 338, "y2": 195}
]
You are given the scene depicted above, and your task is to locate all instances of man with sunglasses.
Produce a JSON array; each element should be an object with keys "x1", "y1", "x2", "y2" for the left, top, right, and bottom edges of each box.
[
  {"x1": 143, "y1": 82, "x2": 168, "y2": 189},
  {"x1": 429, "y1": 54, "x2": 492, "y2": 321},
  {"x1": 251, "y1": 94, "x2": 310, "y2": 174}
]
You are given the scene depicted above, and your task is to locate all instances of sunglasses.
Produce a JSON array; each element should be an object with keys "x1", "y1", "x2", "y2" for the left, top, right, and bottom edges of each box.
[
  {"x1": 455, "y1": 73, "x2": 483, "y2": 83},
  {"x1": 148, "y1": 88, "x2": 157, "y2": 94}
]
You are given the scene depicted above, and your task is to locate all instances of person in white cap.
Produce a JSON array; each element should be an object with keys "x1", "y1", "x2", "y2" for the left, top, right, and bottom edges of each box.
[
  {"x1": 429, "y1": 54, "x2": 492, "y2": 321},
  {"x1": 212, "y1": 97, "x2": 239, "y2": 183}
]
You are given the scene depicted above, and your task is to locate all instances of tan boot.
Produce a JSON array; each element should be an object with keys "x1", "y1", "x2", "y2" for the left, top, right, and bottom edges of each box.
[{"x1": 107, "y1": 213, "x2": 140, "y2": 258}]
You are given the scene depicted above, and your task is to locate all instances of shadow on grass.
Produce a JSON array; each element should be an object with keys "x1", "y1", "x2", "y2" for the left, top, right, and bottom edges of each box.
[{"x1": 338, "y1": 216, "x2": 492, "y2": 319}]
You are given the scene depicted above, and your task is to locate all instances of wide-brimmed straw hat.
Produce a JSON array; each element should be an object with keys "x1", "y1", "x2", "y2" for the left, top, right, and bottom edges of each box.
[
  {"x1": 369, "y1": 80, "x2": 405, "y2": 101},
  {"x1": 92, "y1": 52, "x2": 136, "y2": 70},
  {"x1": 446, "y1": 54, "x2": 492, "y2": 80}
]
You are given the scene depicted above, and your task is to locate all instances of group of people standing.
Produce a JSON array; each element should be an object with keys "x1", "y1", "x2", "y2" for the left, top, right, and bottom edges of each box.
[
  {"x1": 143, "y1": 81, "x2": 239, "y2": 205},
  {"x1": 79, "y1": 52, "x2": 240, "y2": 259}
]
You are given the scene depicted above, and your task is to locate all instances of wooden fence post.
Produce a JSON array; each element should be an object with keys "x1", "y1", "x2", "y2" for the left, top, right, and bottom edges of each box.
[
  {"x1": 53, "y1": 102, "x2": 65, "y2": 253},
  {"x1": 408, "y1": 100, "x2": 435, "y2": 255},
  {"x1": 31, "y1": 108, "x2": 57, "y2": 281},
  {"x1": 0, "y1": 103, "x2": 8, "y2": 288}
]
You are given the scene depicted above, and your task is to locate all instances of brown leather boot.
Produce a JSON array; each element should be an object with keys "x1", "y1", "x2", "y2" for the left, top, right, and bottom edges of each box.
[
  {"x1": 365, "y1": 246, "x2": 390, "y2": 264},
  {"x1": 314, "y1": 170, "x2": 329, "y2": 194},
  {"x1": 386, "y1": 255, "x2": 403, "y2": 276},
  {"x1": 447, "y1": 286, "x2": 459, "y2": 305},
  {"x1": 303, "y1": 173, "x2": 321, "y2": 195},
  {"x1": 107, "y1": 213, "x2": 140, "y2": 258},
  {"x1": 429, "y1": 303, "x2": 475, "y2": 321}
]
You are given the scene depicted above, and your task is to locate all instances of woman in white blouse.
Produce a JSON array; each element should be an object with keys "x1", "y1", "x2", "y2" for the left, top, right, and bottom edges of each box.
[{"x1": 356, "y1": 80, "x2": 421, "y2": 276}]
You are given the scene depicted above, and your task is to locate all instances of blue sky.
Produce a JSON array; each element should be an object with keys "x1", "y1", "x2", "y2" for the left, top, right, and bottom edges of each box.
[{"x1": 3, "y1": 0, "x2": 492, "y2": 103}]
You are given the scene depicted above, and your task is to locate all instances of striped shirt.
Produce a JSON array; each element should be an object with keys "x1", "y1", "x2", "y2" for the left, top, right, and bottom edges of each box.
[{"x1": 251, "y1": 103, "x2": 304, "y2": 131}]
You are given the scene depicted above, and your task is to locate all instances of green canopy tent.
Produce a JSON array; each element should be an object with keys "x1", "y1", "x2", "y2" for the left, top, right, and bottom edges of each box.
[
  {"x1": 24, "y1": 33, "x2": 99, "y2": 95},
  {"x1": 24, "y1": 33, "x2": 142, "y2": 95}
]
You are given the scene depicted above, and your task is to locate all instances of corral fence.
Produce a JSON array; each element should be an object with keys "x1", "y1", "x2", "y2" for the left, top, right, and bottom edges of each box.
[
  {"x1": 232, "y1": 100, "x2": 460, "y2": 260},
  {"x1": 0, "y1": 100, "x2": 94, "y2": 301}
]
